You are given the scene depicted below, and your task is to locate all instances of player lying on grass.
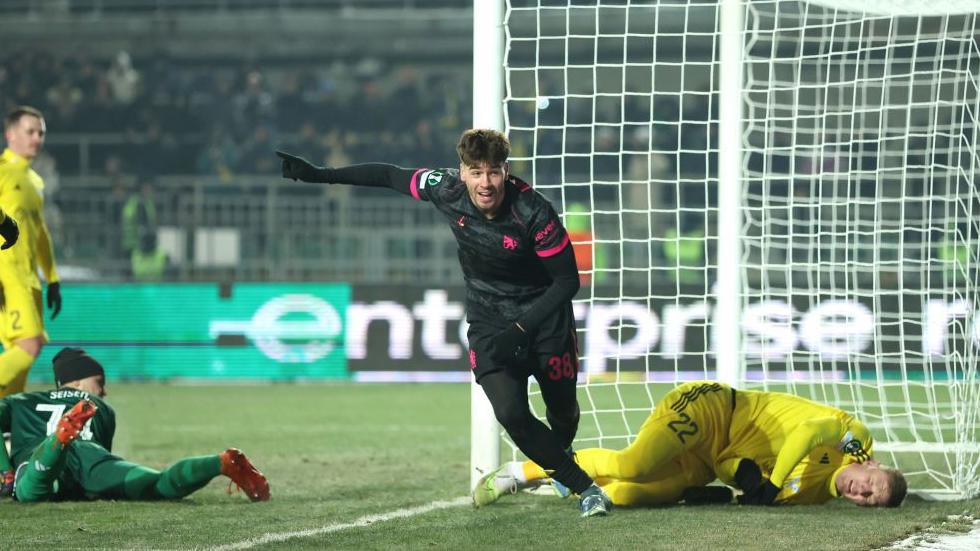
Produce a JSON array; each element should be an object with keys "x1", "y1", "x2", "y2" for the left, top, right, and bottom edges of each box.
[
  {"x1": 475, "y1": 381, "x2": 907, "y2": 508},
  {"x1": 0, "y1": 347, "x2": 270, "y2": 503}
]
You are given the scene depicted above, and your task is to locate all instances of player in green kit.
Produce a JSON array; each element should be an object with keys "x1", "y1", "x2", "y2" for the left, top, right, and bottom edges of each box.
[{"x1": 0, "y1": 347, "x2": 270, "y2": 502}]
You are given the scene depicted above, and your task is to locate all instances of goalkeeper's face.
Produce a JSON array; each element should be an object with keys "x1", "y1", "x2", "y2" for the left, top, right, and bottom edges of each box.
[
  {"x1": 461, "y1": 161, "x2": 508, "y2": 218},
  {"x1": 836, "y1": 460, "x2": 893, "y2": 507}
]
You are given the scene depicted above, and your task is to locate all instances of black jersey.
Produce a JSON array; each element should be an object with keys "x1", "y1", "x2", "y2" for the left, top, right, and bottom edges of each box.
[
  {"x1": 312, "y1": 162, "x2": 578, "y2": 328},
  {"x1": 406, "y1": 168, "x2": 570, "y2": 324}
]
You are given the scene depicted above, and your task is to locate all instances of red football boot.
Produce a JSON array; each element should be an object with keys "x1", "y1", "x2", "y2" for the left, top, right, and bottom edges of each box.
[
  {"x1": 220, "y1": 448, "x2": 271, "y2": 502},
  {"x1": 55, "y1": 400, "x2": 98, "y2": 447}
]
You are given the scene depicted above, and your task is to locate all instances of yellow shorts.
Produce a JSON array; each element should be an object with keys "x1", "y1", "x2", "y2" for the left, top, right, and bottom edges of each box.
[
  {"x1": 639, "y1": 381, "x2": 735, "y2": 464},
  {"x1": 575, "y1": 381, "x2": 736, "y2": 485},
  {"x1": 0, "y1": 282, "x2": 48, "y2": 346}
]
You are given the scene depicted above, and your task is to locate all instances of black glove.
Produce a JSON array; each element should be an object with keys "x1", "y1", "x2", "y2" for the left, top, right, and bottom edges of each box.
[
  {"x1": 0, "y1": 215, "x2": 18, "y2": 250},
  {"x1": 275, "y1": 150, "x2": 327, "y2": 182},
  {"x1": 737, "y1": 479, "x2": 781, "y2": 506},
  {"x1": 0, "y1": 470, "x2": 13, "y2": 498},
  {"x1": 733, "y1": 458, "x2": 762, "y2": 491},
  {"x1": 490, "y1": 323, "x2": 529, "y2": 363},
  {"x1": 47, "y1": 281, "x2": 62, "y2": 320}
]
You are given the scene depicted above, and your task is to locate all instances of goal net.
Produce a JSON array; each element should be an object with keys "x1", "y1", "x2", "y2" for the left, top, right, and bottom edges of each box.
[{"x1": 478, "y1": 0, "x2": 980, "y2": 499}]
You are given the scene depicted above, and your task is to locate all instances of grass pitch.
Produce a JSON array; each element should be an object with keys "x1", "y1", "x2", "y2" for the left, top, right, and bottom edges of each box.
[{"x1": 3, "y1": 383, "x2": 978, "y2": 549}]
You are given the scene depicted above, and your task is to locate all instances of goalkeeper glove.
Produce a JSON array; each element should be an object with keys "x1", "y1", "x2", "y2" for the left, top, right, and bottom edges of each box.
[
  {"x1": 0, "y1": 214, "x2": 18, "y2": 250},
  {"x1": 275, "y1": 150, "x2": 328, "y2": 183},
  {"x1": 733, "y1": 458, "x2": 763, "y2": 491},
  {"x1": 47, "y1": 282, "x2": 62, "y2": 320},
  {"x1": 490, "y1": 323, "x2": 529, "y2": 364},
  {"x1": 737, "y1": 479, "x2": 781, "y2": 506},
  {"x1": 0, "y1": 470, "x2": 13, "y2": 498}
]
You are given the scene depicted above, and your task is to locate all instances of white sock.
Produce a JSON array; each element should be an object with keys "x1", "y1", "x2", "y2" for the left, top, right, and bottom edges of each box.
[{"x1": 492, "y1": 461, "x2": 528, "y2": 494}]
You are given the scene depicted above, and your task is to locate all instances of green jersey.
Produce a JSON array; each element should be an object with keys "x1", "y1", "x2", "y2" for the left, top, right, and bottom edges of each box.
[{"x1": 0, "y1": 389, "x2": 115, "y2": 467}]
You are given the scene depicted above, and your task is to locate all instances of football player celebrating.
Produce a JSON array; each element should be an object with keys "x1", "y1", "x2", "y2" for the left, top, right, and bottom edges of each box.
[
  {"x1": 276, "y1": 129, "x2": 611, "y2": 517},
  {"x1": 0, "y1": 348, "x2": 270, "y2": 503},
  {"x1": 475, "y1": 381, "x2": 907, "y2": 508}
]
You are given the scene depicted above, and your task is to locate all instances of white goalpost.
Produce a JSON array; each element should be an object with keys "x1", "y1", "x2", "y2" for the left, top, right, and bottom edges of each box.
[{"x1": 472, "y1": 0, "x2": 980, "y2": 499}]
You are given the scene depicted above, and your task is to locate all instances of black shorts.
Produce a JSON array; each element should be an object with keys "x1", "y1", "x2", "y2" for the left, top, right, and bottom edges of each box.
[{"x1": 467, "y1": 303, "x2": 579, "y2": 383}]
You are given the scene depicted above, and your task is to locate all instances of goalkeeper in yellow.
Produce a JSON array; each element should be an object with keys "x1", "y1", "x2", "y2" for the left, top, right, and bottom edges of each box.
[
  {"x1": 0, "y1": 106, "x2": 62, "y2": 398},
  {"x1": 475, "y1": 381, "x2": 907, "y2": 508}
]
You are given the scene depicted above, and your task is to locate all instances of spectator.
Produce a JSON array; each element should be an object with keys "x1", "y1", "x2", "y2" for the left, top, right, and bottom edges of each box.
[
  {"x1": 121, "y1": 174, "x2": 158, "y2": 256},
  {"x1": 237, "y1": 124, "x2": 277, "y2": 174},
  {"x1": 196, "y1": 126, "x2": 240, "y2": 183},
  {"x1": 293, "y1": 122, "x2": 324, "y2": 163},
  {"x1": 130, "y1": 230, "x2": 170, "y2": 282},
  {"x1": 106, "y1": 51, "x2": 141, "y2": 106},
  {"x1": 45, "y1": 76, "x2": 83, "y2": 129},
  {"x1": 233, "y1": 69, "x2": 275, "y2": 135}
]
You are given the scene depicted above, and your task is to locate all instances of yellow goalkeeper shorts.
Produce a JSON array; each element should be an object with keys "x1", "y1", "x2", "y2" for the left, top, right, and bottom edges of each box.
[{"x1": 0, "y1": 281, "x2": 48, "y2": 345}]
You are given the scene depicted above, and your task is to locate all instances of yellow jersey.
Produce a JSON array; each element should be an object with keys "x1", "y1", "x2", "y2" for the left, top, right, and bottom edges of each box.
[
  {"x1": 714, "y1": 388, "x2": 873, "y2": 504},
  {"x1": 0, "y1": 148, "x2": 58, "y2": 290}
]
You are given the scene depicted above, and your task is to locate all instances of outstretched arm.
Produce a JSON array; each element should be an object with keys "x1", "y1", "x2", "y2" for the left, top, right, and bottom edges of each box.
[{"x1": 276, "y1": 151, "x2": 418, "y2": 196}]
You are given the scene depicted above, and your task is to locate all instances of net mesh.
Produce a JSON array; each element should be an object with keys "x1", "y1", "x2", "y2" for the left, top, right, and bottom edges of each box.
[{"x1": 501, "y1": 0, "x2": 979, "y2": 497}]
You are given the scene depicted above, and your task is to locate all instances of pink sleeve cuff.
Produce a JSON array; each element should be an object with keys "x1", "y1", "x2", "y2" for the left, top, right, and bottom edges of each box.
[
  {"x1": 409, "y1": 169, "x2": 425, "y2": 200},
  {"x1": 536, "y1": 234, "x2": 570, "y2": 257}
]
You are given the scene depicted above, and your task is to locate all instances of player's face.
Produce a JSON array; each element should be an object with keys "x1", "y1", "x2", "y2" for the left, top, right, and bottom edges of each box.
[
  {"x1": 837, "y1": 460, "x2": 891, "y2": 507},
  {"x1": 461, "y1": 161, "x2": 508, "y2": 218},
  {"x1": 4, "y1": 115, "x2": 46, "y2": 160}
]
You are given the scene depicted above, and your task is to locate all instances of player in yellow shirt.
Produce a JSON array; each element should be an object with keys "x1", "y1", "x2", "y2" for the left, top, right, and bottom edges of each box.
[
  {"x1": 475, "y1": 381, "x2": 907, "y2": 508},
  {"x1": 0, "y1": 106, "x2": 62, "y2": 397}
]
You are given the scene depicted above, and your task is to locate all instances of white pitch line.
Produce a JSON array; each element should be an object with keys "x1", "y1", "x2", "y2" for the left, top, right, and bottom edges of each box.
[{"x1": 208, "y1": 496, "x2": 471, "y2": 550}]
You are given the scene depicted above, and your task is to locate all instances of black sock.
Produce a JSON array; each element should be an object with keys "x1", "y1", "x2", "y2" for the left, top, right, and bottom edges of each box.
[
  {"x1": 550, "y1": 455, "x2": 594, "y2": 495},
  {"x1": 480, "y1": 371, "x2": 594, "y2": 495}
]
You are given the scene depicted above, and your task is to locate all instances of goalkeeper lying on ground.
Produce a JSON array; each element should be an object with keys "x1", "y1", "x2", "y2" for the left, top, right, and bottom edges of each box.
[
  {"x1": 0, "y1": 347, "x2": 270, "y2": 502},
  {"x1": 475, "y1": 381, "x2": 907, "y2": 508}
]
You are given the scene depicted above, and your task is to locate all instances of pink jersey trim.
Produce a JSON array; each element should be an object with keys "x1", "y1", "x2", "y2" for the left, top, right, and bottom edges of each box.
[
  {"x1": 409, "y1": 168, "x2": 425, "y2": 200},
  {"x1": 536, "y1": 234, "x2": 570, "y2": 257}
]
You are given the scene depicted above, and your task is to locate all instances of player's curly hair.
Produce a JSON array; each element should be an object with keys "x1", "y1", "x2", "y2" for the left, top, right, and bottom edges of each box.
[{"x1": 456, "y1": 128, "x2": 510, "y2": 167}]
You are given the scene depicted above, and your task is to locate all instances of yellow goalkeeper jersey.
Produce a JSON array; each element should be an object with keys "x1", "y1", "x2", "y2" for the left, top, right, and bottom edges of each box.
[
  {"x1": 0, "y1": 148, "x2": 58, "y2": 290},
  {"x1": 714, "y1": 388, "x2": 873, "y2": 504}
]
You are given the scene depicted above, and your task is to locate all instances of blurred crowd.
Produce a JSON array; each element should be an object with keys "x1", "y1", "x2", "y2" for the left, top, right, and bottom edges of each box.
[
  {"x1": 0, "y1": 49, "x2": 469, "y2": 180},
  {"x1": 3, "y1": 47, "x2": 964, "y2": 285}
]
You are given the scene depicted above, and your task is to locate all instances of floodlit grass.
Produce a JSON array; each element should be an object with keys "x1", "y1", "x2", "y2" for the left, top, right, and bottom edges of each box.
[{"x1": 3, "y1": 383, "x2": 978, "y2": 549}]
